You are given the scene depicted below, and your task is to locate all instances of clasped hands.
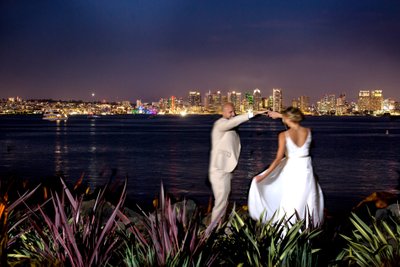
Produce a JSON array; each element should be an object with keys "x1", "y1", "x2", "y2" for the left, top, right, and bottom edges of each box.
[{"x1": 254, "y1": 110, "x2": 282, "y2": 119}]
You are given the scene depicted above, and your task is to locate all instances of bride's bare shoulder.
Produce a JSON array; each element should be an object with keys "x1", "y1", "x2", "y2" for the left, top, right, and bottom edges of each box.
[
  {"x1": 278, "y1": 131, "x2": 287, "y2": 140},
  {"x1": 301, "y1": 126, "x2": 311, "y2": 132}
]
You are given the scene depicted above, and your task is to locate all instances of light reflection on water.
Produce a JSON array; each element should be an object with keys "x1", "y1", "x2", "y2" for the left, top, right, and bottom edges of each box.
[{"x1": 0, "y1": 114, "x2": 399, "y2": 214}]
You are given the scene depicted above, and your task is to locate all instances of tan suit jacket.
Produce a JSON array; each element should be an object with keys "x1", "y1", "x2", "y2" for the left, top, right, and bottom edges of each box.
[{"x1": 209, "y1": 114, "x2": 250, "y2": 173}]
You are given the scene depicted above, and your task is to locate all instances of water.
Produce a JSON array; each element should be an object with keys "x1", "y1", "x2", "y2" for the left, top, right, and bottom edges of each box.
[{"x1": 1, "y1": 114, "x2": 399, "y2": 214}]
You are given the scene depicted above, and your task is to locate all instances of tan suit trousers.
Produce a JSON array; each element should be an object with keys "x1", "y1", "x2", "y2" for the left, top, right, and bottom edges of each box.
[{"x1": 209, "y1": 168, "x2": 232, "y2": 223}]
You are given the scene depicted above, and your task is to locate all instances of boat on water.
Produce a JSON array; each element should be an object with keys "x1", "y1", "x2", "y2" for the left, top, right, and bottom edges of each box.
[
  {"x1": 42, "y1": 110, "x2": 68, "y2": 121},
  {"x1": 87, "y1": 113, "x2": 100, "y2": 119}
]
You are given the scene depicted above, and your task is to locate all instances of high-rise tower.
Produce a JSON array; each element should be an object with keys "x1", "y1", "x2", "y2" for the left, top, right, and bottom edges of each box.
[{"x1": 272, "y1": 88, "x2": 283, "y2": 112}]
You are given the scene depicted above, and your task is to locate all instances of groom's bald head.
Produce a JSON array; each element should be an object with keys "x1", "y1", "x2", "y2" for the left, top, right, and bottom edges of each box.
[{"x1": 222, "y1": 102, "x2": 235, "y2": 119}]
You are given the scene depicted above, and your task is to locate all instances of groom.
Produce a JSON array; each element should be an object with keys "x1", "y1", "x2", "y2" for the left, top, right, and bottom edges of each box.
[{"x1": 209, "y1": 102, "x2": 281, "y2": 224}]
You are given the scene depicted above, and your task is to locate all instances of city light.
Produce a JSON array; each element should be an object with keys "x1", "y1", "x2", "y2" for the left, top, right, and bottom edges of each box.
[{"x1": 1, "y1": 88, "x2": 399, "y2": 116}]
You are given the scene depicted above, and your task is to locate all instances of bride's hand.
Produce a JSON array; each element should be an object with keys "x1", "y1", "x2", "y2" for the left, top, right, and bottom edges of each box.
[{"x1": 254, "y1": 175, "x2": 264, "y2": 183}]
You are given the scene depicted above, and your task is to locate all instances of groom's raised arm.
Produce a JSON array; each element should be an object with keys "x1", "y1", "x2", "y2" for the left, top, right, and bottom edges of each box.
[
  {"x1": 215, "y1": 110, "x2": 268, "y2": 132},
  {"x1": 214, "y1": 113, "x2": 251, "y2": 132}
]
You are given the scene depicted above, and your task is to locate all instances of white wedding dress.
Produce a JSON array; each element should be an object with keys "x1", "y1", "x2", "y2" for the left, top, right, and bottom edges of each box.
[{"x1": 248, "y1": 130, "x2": 324, "y2": 227}]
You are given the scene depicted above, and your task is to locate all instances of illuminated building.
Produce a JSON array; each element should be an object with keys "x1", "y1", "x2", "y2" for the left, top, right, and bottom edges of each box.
[
  {"x1": 253, "y1": 88, "x2": 262, "y2": 110},
  {"x1": 395, "y1": 101, "x2": 400, "y2": 112},
  {"x1": 213, "y1": 91, "x2": 222, "y2": 112},
  {"x1": 272, "y1": 88, "x2": 283, "y2": 112},
  {"x1": 158, "y1": 98, "x2": 168, "y2": 111},
  {"x1": 336, "y1": 93, "x2": 348, "y2": 115},
  {"x1": 244, "y1": 92, "x2": 253, "y2": 111},
  {"x1": 291, "y1": 98, "x2": 299, "y2": 108},
  {"x1": 299, "y1": 96, "x2": 310, "y2": 113},
  {"x1": 370, "y1": 90, "x2": 383, "y2": 112},
  {"x1": 357, "y1": 90, "x2": 383, "y2": 113},
  {"x1": 317, "y1": 94, "x2": 336, "y2": 115},
  {"x1": 382, "y1": 98, "x2": 396, "y2": 113},
  {"x1": 188, "y1": 91, "x2": 202, "y2": 113},
  {"x1": 261, "y1": 97, "x2": 270, "y2": 109},
  {"x1": 228, "y1": 91, "x2": 242, "y2": 112},
  {"x1": 357, "y1": 90, "x2": 371, "y2": 112},
  {"x1": 205, "y1": 90, "x2": 222, "y2": 113},
  {"x1": 188, "y1": 91, "x2": 201, "y2": 107}
]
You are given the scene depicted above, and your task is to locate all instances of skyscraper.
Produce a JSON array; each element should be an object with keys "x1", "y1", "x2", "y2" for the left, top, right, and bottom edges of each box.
[
  {"x1": 291, "y1": 98, "x2": 299, "y2": 109},
  {"x1": 169, "y1": 96, "x2": 176, "y2": 112},
  {"x1": 317, "y1": 94, "x2": 336, "y2": 115},
  {"x1": 299, "y1": 96, "x2": 310, "y2": 113},
  {"x1": 358, "y1": 90, "x2": 371, "y2": 112},
  {"x1": 228, "y1": 91, "x2": 241, "y2": 112},
  {"x1": 382, "y1": 98, "x2": 396, "y2": 113},
  {"x1": 205, "y1": 90, "x2": 222, "y2": 113},
  {"x1": 188, "y1": 91, "x2": 201, "y2": 107},
  {"x1": 253, "y1": 88, "x2": 262, "y2": 111},
  {"x1": 370, "y1": 90, "x2": 383, "y2": 112},
  {"x1": 336, "y1": 93, "x2": 347, "y2": 115},
  {"x1": 272, "y1": 88, "x2": 283, "y2": 112},
  {"x1": 244, "y1": 92, "x2": 253, "y2": 111}
]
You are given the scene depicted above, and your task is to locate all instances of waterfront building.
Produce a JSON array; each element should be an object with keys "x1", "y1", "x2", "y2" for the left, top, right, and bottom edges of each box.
[
  {"x1": 336, "y1": 93, "x2": 348, "y2": 115},
  {"x1": 253, "y1": 88, "x2": 262, "y2": 111},
  {"x1": 317, "y1": 94, "x2": 336, "y2": 115},
  {"x1": 205, "y1": 91, "x2": 212, "y2": 112},
  {"x1": 327, "y1": 94, "x2": 336, "y2": 114},
  {"x1": 266, "y1": 95, "x2": 274, "y2": 110},
  {"x1": 189, "y1": 91, "x2": 202, "y2": 113},
  {"x1": 357, "y1": 90, "x2": 371, "y2": 112},
  {"x1": 382, "y1": 98, "x2": 396, "y2": 113},
  {"x1": 188, "y1": 91, "x2": 201, "y2": 107},
  {"x1": 395, "y1": 101, "x2": 400, "y2": 112},
  {"x1": 291, "y1": 98, "x2": 299, "y2": 109},
  {"x1": 289, "y1": 95, "x2": 309, "y2": 112},
  {"x1": 158, "y1": 98, "x2": 168, "y2": 112},
  {"x1": 204, "y1": 90, "x2": 222, "y2": 113},
  {"x1": 299, "y1": 96, "x2": 310, "y2": 113},
  {"x1": 169, "y1": 96, "x2": 176, "y2": 112},
  {"x1": 221, "y1": 95, "x2": 228, "y2": 106},
  {"x1": 213, "y1": 91, "x2": 222, "y2": 113},
  {"x1": 272, "y1": 88, "x2": 283, "y2": 112},
  {"x1": 244, "y1": 92, "x2": 253, "y2": 111},
  {"x1": 228, "y1": 91, "x2": 242, "y2": 112},
  {"x1": 357, "y1": 90, "x2": 384, "y2": 113},
  {"x1": 370, "y1": 90, "x2": 383, "y2": 112},
  {"x1": 262, "y1": 96, "x2": 273, "y2": 110}
]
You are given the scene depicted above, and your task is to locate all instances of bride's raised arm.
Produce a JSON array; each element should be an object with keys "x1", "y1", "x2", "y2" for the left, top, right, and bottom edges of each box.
[{"x1": 254, "y1": 132, "x2": 286, "y2": 183}]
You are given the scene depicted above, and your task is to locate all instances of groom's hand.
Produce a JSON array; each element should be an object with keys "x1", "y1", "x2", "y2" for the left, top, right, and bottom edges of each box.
[
  {"x1": 254, "y1": 110, "x2": 268, "y2": 116},
  {"x1": 267, "y1": 111, "x2": 282, "y2": 119}
]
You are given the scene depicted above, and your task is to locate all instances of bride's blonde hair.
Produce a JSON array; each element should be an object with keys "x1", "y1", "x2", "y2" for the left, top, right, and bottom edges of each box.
[{"x1": 282, "y1": 107, "x2": 304, "y2": 123}]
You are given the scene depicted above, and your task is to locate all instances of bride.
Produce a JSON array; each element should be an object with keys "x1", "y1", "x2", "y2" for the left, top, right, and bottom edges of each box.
[{"x1": 248, "y1": 107, "x2": 324, "y2": 227}]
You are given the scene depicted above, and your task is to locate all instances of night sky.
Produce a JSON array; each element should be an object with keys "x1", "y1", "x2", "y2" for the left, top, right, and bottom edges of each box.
[{"x1": 1, "y1": 0, "x2": 400, "y2": 104}]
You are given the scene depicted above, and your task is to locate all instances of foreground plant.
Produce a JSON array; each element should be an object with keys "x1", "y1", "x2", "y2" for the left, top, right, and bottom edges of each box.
[
  {"x1": 119, "y1": 184, "x2": 218, "y2": 267},
  {"x1": 10, "y1": 178, "x2": 127, "y2": 267},
  {"x1": 0, "y1": 181, "x2": 39, "y2": 266},
  {"x1": 335, "y1": 208, "x2": 400, "y2": 267},
  {"x1": 215, "y1": 209, "x2": 323, "y2": 267}
]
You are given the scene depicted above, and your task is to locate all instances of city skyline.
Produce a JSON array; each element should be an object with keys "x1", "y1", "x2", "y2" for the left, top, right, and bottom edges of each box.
[
  {"x1": 1, "y1": 1, "x2": 400, "y2": 103},
  {"x1": 4, "y1": 87, "x2": 398, "y2": 116},
  {"x1": 3, "y1": 87, "x2": 394, "y2": 105}
]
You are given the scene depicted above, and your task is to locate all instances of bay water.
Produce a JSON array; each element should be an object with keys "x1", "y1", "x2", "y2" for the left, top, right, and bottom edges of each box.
[{"x1": 1, "y1": 114, "x2": 399, "y2": 214}]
